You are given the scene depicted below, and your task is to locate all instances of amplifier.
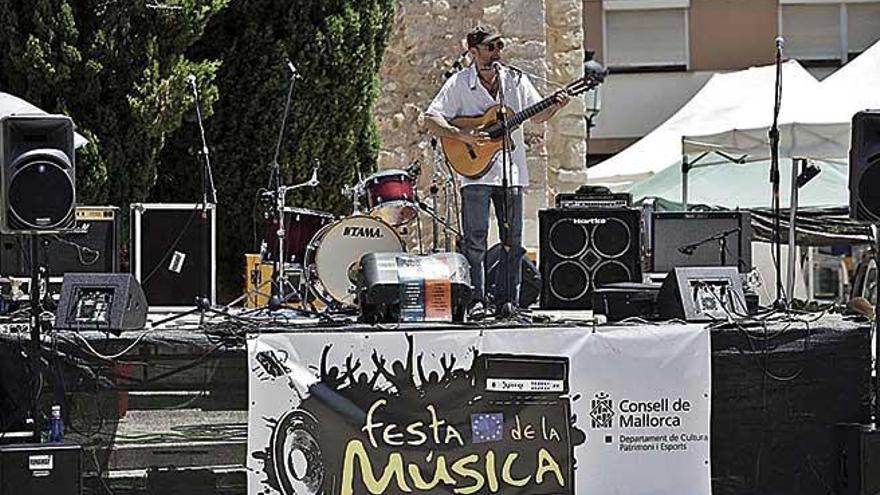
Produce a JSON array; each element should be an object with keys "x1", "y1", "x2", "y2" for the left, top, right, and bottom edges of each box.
[
  {"x1": 0, "y1": 443, "x2": 82, "y2": 495},
  {"x1": 357, "y1": 252, "x2": 471, "y2": 323},
  {"x1": 650, "y1": 211, "x2": 752, "y2": 273},
  {"x1": 539, "y1": 208, "x2": 642, "y2": 309},
  {"x1": 0, "y1": 206, "x2": 120, "y2": 276},
  {"x1": 131, "y1": 203, "x2": 216, "y2": 310},
  {"x1": 592, "y1": 282, "x2": 661, "y2": 322},
  {"x1": 555, "y1": 192, "x2": 631, "y2": 209}
]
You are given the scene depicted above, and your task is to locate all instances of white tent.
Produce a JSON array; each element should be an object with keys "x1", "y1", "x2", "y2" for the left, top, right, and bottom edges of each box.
[
  {"x1": 681, "y1": 39, "x2": 880, "y2": 161},
  {"x1": 0, "y1": 92, "x2": 88, "y2": 148},
  {"x1": 585, "y1": 61, "x2": 820, "y2": 189}
]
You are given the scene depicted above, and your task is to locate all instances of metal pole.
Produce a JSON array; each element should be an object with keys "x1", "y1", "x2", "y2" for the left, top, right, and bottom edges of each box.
[
  {"x1": 682, "y1": 154, "x2": 689, "y2": 209},
  {"x1": 786, "y1": 159, "x2": 801, "y2": 305}
]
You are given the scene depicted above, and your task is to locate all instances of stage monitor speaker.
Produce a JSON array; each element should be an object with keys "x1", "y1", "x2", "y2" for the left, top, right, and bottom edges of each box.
[
  {"x1": 539, "y1": 208, "x2": 642, "y2": 310},
  {"x1": 486, "y1": 243, "x2": 541, "y2": 308},
  {"x1": 656, "y1": 266, "x2": 746, "y2": 322},
  {"x1": 850, "y1": 110, "x2": 880, "y2": 222},
  {"x1": 0, "y1": 443, "x2": 82, "y2": 495},
  {"x1": 835, "y1": 423, "x2": 880, "y2": 495},
  {"x1": 0, "y1": 115, "x2": 76, "y2": 234},
  {"x1": 0, "y1": 206, "x2": 120, "y2": 277},
  {"x1": 131, "y1": 203, "x2": 216, "y2": 310},
  {"x1": 650, "y1": 211, "x2": 752, "y2": 274},
  {"x1": 54, "y1": 273, "x2": 148, "y2": 334}
]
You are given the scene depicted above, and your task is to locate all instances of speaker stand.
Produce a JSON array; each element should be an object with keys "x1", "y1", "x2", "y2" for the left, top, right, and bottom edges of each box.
[{"x1": 26, "y1": 235, "x2": 48, "y2": 441}]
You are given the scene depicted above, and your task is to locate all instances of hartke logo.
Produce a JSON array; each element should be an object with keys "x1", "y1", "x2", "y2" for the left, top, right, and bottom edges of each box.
[
  {"x1": 342, "y1": 226, "x2": 383, "y2": 238},
  {"x1": 590, "y1": 392, "x2": 614, "y2": 428},
  {"x1": 573, "y1": 218, "x2": 607, "y2": 225}
]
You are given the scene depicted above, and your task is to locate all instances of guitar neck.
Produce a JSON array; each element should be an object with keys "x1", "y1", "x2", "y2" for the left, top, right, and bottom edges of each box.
[{"x1": 507, "y1": 96, "x2": 559, "y2": 128}]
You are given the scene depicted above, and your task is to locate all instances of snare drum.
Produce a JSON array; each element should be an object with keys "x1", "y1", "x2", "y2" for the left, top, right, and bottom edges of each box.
[
  {"x1": 304, "y1": 215, "x2": 404, "y2": 307},
  {"x1": 265, "y1": 207, "x2": 334, "y2": 265},
  {"x1": 363, "y1": 169, "x2": 418, "y2": 226}
]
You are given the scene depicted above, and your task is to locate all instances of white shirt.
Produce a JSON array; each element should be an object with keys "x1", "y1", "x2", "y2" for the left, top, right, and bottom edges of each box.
[{"x1": 426, "y1": 65, "x2": 543, "y2": 188}]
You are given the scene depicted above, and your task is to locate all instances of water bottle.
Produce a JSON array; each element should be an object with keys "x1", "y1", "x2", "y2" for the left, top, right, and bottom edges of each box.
[{"x1": 48, "y1": 404, "x2": 64, "y2": 443}]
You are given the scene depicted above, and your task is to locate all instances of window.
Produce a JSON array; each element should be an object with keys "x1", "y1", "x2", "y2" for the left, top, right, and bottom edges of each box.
[
  {"x1": 780, "y1": 1, "x2": 880, "y2": 66},
  {"x1": 604, "y1": 1, "x2": 689, "y2": 71}
]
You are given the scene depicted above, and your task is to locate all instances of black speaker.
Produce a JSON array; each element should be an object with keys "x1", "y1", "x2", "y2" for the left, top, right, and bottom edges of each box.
[
  {"x1": 0, "y1": 206, "x2": 120, "y2": 277},
  {"x1": 54, "y1": 273, "x2": 148, "y2": 334},
  {"x1": 0, "y1": 443, "x2": 82, "y2": 495},
  {"x1": 835, "y1": 423, "x2": 880, "y2": 495},
  {"x1": 656, "y1": 266, "x2": 746, "y2": 322},
  {"x1": 850, "y1": 111, "x2": 880, "y2": 223},
  {"x1": 0, "y1": 115, "x2": 76, "y2": 234},
  {"x1": 650, "y1": 211, "x2": 752, "y2": 273},
  {"x1": 131, "y1": 203, "x2": 216, "y2": 309},
  {"x1": 486, "y1": 243, "x2": 541, "y2": 308},
  {"x1": 539, "y1": 208, "x2": 642, "y2": 309}
]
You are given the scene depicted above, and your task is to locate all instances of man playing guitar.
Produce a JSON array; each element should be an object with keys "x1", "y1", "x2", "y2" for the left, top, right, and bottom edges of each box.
[{"x1": 424, "y1": 25, "x2": 570, "y2": 317}]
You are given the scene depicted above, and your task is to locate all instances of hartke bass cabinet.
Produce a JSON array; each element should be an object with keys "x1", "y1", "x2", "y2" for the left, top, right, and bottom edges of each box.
[
  {"x1": 441, "y1": 67, "x2": 606, "y2": 179},
  {"x1": 539, "y1": 208, "x2": 642, "y2": 310}
]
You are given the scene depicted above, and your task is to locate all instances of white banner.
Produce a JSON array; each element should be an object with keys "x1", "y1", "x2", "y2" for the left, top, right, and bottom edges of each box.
[{"x1": 247, "y1": 324, "x2": 711, "y2": 495}]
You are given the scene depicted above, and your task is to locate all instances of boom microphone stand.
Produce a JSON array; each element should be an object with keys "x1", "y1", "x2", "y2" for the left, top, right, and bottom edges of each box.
[
  {"x1": 769, "y1": 37, "x2": 785, "y2": 307},
  {"x1": 266, "y1": 60, "x2": 303, "y2": 310},
  {"x1": 188, "y1": 74, "x2": 217, "y2": 322}
]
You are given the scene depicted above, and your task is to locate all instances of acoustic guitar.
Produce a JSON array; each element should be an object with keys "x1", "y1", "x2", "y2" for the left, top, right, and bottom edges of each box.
[{"x1": 441, "y1": 67, "x2": 606, "y2": 179}]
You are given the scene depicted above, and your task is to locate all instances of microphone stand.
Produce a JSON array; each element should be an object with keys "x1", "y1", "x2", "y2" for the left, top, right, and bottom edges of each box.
[
  {"x1": 770, "y1": 38, "x2": 784, "y2": 307},
  {"x1": 266, "y1": 61, "x2": 301, "y2": 310},
  {"x1": 189, "y1": 75, "x2": 217, "y2": 322},
  {"x1": 495, "y1": 63, "x2": 516, "y2": 318},
  {"x1": 678, "y1": 228, "x2": 743, "y2": 270}
]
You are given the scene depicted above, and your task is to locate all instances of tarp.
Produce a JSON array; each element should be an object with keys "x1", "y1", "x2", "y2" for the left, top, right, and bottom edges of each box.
[
  {"x1": 626, "y1": 158, "x2": 849, "y2": 209},
  {"x1": 0, "y1": 92, "x2": 88, "y2": 148},
  {"x1": 586, "y1": 61, "x2": 820, "y2": 189}
]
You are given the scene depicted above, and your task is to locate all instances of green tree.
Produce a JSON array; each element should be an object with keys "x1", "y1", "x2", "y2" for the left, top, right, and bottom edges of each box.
[
  {"x1": 155, "y1": 0, "x2": 395, "y2": 299},
  {"x1": 0, "y1": 0, "x2": 226, "y2": 206}
]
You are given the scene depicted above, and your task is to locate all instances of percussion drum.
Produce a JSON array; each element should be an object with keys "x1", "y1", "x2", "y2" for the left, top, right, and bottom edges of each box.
[
  {"x1": 304, "y1": 215, "x2": 404, "y2": 307},
  {"x1": 265, "y1": 207, "x2": 334, "y2": 265},
  {"x1": 362, "y1": 169, "x2": 418, "y2": 226}
]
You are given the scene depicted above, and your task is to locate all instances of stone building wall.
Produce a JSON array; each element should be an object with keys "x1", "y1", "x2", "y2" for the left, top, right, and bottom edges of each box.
[{"x1": 374, "y1": 0, "x2": 585, "y2": 251}]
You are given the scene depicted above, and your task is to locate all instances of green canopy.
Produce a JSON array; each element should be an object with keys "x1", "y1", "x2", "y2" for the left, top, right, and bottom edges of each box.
[{"x1": 625, "y1": 158, "x2": 849, "y2": 209}]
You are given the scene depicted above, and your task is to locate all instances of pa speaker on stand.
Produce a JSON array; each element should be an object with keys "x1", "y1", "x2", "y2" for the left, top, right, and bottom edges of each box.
[
  {"x1": 0, "y1": 115, "x2": 76, "y2": 234},
  {"x1": 850, "y1": 111, "x2": 880, "y2": 223}
]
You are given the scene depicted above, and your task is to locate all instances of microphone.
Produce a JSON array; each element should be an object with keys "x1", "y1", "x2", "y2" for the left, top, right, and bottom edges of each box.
[
  {"x1": 775, "y1": 36, "x2": 784, "y2": 51},
  {"x1": 286, "y1": 59, "x2": 302, "y2": 80},
  {"x1": 584, "y1": 60, "x2": 609, "y2": 81},
  {"x1": 187, "y1": 74, "x2": 198, "y2": 94}
]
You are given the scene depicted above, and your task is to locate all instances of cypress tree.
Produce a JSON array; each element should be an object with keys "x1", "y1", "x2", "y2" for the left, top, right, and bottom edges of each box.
[{"x1": 156, "y1": 0, "x2": 395, "y2": 299}]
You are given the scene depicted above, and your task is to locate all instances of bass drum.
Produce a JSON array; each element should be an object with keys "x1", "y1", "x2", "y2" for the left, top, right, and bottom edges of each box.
[{"x1": 305, "y1": 215, "x2": 404, "y2": 307}]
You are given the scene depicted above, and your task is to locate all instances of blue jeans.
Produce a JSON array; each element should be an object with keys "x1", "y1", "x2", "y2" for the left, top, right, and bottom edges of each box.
[{"x1": 460, "y1": 185, "x2": 523, "y2": 307}]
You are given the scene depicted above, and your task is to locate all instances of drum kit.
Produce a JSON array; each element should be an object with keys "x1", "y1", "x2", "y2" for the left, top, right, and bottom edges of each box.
[{"x1": 259, "y1": 159, "x2": 459, "y2": 312}]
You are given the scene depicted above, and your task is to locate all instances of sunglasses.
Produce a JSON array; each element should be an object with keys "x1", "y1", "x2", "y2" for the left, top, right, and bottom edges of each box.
[{"x1": 480, "y1": 40, "x2": 504, "y2": 52}]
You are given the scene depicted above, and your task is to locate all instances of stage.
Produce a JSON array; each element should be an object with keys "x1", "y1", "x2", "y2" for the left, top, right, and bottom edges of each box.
[{"x1": 0, "y1": 310, "x2": 870, "y2": 494}]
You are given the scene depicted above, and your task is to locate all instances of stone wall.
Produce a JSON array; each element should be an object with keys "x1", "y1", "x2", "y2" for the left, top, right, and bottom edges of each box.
[{"x1": 374, "y1": 0, "x2": 584, "y2": 251}]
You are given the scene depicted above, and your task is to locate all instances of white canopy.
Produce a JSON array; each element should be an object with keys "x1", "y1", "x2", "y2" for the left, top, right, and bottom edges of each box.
[
  {"x1": 0, "y1": 92, "x2": 88, "y2": 149},
  {"x1": 682, "y1": 39, "x2": 880, "y2": 161},
  {"x1": 585, "y1": 61, "x2": 820, "y2": 189}
]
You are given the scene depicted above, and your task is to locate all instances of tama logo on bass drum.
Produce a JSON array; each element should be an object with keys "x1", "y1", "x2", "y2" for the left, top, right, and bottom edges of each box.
[
  {"x1": 342, "y1": 226, "x2": 384, "y2": 239},
  {"x1": 572, "y1": 218, "x2": 607, "y2": 225}
]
